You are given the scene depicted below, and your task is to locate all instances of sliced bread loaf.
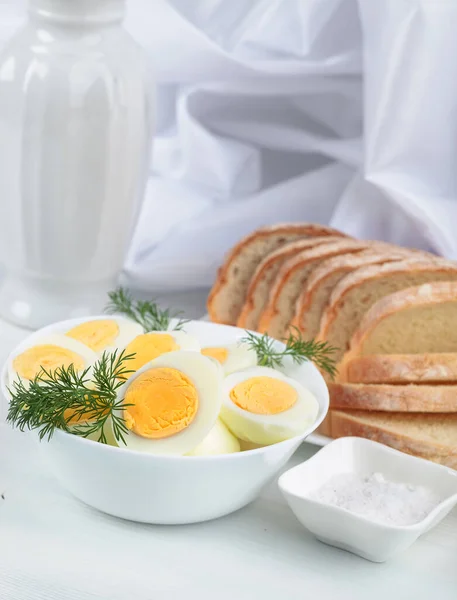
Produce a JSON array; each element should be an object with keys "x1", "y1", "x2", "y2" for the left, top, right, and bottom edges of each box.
[
  {"x1": 257, "y1": 240, "x2": 368, "y2": 339},
  {"x1": 329, "y1": 410, "x2": 457, "y2": 463},
  {"x1": 289, "y1": 249, "x2": 413, "y2": 339},
  {"x1": 342, "y1": 353, "x2": 457, "y2": 384},
  {"x1": 315, "y1": 417, "x2": 332, "y2": 437},
  {"x1": 426, "y1": 454, "x2": 457, "y2": 469},
  {"x1": 329, "y1": 382, "x2": 457, "y2": 412},
  {"x1": 347, "y1": 281, "x2": 457, "y2": 357},
  {"x1": 318, "y1": 261, "x2": 457, "y2": 364},
  {"x1": 237, "y1": 236, "x2": 351, "y2": 330},
  {"x1": 207, "y1": 223, "x2": 348, "y2": 324}
]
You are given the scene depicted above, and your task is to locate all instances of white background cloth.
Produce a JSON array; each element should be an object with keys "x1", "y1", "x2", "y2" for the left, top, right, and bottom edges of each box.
[{"x1": 2, "y1": 0, "x2": 457, "y2": 292}]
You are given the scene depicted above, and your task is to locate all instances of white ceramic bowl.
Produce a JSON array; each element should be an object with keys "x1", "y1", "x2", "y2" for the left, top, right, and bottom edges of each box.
[
  {"x1": 278, "y1": 437, "x2": 457, "y2": 563},
  {"x1": 2, "y1": 317, "x2": 329, "y2": 524}
]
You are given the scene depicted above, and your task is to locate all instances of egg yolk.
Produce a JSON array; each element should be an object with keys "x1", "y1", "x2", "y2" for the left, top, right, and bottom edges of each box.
[
  {"x1": 67, "y1": 320, "x2": 119, "y2": 352},
  {"x1": 201, "y1": 347, "x2": 228, "y2": 364},
  {"x1": 64, "y1": 400, "x2": 110, "y2": 425},
  {"x1": 230, "y1": 377, "x2": 297, "y2": 415},
  {"x1": 64, "y1": 406, "x2": 95, "y2": 424},
  {"x1": 124, "y1": 367, "x2": 199, "y2": 439},
  {"x1": 13, "y1": 345, "x2": 85, "y2": 381},
  {"x1": 124, "y1": 334, "x2": 179, "y2": 373}
]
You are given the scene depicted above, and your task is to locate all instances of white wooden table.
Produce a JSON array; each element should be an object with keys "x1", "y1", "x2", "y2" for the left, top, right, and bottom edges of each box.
[{"x1": 1, "y1": 292, "x2": 457, "y2": 600}]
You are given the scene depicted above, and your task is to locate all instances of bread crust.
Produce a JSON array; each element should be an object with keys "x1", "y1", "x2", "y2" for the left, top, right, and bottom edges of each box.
[
  {"x1": 290, "y1": 249, "x2": 412, "y2": 336},
  {"x1": 342, "y1": 353, "x2": 457, "y2": 384},
  {"x1": 317, "y1": 260, "x2": 457, "y2": 362},
  {"x1": 237, "y1": 236, "x2": 342, "y2": 329},
  {"x1": 207, "y1": 223, "x2": 347, "y2": 324},
  {"x1": 329, "y1": 410, "x2": 457, "y2": 458},
  {"x1": 257, "y1": 239, "x2": 368, "y2": 338},
  {"x1": 315, "y1": 417, "x2": 332, "y2": 437},
  {"x1": 329, "y1": 382, "x2": 457, "y2": 412},
  {"x1": 348, "y1": 281, "x2": 457, "y2": 355},
  {"x1": 425, "y1": 454, "x2": 457, "y2": 469}
]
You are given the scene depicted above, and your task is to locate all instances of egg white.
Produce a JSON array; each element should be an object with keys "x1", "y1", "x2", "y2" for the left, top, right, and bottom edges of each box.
[
  {"x1": 220, "y1": 367, "x2": 319, "y2": 445},
  {"x1": 201, "y1": 342, "x2": 257, "y2": 375},
  {"x1": 121, "y1": 330, "x2": 202, "y2": 378},
  {"x1": 187, "y1": 418, "x2": 240, "y2": 456},
  {"x1": 116, "y1": 351, "x2": 223, "y2": 455},
  {"x1": 127, "y1": 330, "x2": 201, "y2": 355},
  {"x1": 65, "y1": 317, "x2": 143, "y2": 355},
  {"x1": 69, "y1": 416, "x2": 118, "y2": 447},
  {"x1": 8, "y1": 334, "x2": 99, "y2": 389},
  {"x1": 238, "y1": 439, "x2": 264, "y2": 451},
  {"x1": 166, "y1": 331, "x2": 201, "y2": 352}
]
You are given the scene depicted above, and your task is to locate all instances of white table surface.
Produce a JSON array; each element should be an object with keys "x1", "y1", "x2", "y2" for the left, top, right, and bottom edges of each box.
[{"x1": 1, "y1": 291, "x2": 457, "y2": 600}]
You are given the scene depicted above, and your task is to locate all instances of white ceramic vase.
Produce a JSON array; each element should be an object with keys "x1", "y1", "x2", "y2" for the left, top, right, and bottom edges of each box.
[{"x1": 0, "y1": 0, "x2": 153, "y2": 329}]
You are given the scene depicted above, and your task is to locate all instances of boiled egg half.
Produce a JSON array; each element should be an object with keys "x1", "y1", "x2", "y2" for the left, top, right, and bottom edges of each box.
[
  {"x1": 201, "y1": 342, "x2": 257, "y2": 375},
  {"x1": 8, "y1": 334, "x2": 98, "y2": 388},
  {"x1": 220, "y1": 367, "x2": 318, "y2": 445},
  {"x1": 187, "y1": 418, "x2": 240, "y2": 456},
  {"x1": 116, "y1": 351, "x2": 222, "y2": 455},
  {"x1": 122, "y1": 331, "x2": 200, "y2": 376},
  {"x1": 66, "y1": 317, "x2": 143, "y2": 355}
]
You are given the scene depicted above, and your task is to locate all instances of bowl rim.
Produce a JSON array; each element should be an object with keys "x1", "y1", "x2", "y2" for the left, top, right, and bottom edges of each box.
[
  {"x1": 3, "y1": 315, "x2": 330, "y2": 461},
  {"x1": 278, "y1": 436, "x2": 457, "y2": 532}
]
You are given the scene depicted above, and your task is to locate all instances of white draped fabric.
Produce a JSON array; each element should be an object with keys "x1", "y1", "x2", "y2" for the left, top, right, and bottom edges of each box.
[{"x1": 2, "y1": 0, "x2": 457, "y2": 292}]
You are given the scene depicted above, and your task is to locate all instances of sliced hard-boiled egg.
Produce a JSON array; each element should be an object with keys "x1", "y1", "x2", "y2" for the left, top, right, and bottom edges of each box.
[
  {"x1": 238, "y1": 439, "x2": 264, "y2": 451},
  {"x1": 116, "y1": 351, "x2": 222, "y2": 455},
  {"x1": 66, "y1": 317, "x2": 143, "y2": 355},
  {"x1": 201, "y1": 342, "x2": 257, "y2": 375},
  {"x1": 220, "y1": 367, "x2": 319, "y2": 445},
  {"x1": 8, "y1": 334, "x2": 98, "y2": 388},
  {"x1": 122, "y1": 331, "x2": 200, "y2": 375},
  {"x1": 70, "y1": 417, "x2": 119, "y2": 447},
  {"x1": 187, "y1": 418, "x2": 240, "y2": 456}
]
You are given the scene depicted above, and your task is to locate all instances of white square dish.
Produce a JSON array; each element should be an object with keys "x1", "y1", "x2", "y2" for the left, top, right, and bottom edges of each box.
[{"x1": 278, "y1": 437, "x2": 457, "y2": 563}]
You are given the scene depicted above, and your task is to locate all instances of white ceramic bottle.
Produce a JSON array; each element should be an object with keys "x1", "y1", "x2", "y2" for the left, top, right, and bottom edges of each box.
[{"x1": 0, "y1": 0, "x2": 153, "y2": 328}]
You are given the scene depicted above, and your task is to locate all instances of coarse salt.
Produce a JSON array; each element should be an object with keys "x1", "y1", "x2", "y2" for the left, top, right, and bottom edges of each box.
[{"x1": 309, "y1": 472, "x2": 441, "y2": 526}]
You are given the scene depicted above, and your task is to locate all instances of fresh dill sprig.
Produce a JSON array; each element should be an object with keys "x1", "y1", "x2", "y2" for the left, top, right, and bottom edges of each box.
[
  {"x1": 6, "y1": 350, "x2": 135, "y2": 444},
  {"x1": 106, "y1": 287, "x2": 188, "y2": 332},
  {"x1": 241, "y1": 327, "x2": 338, "y2": 379}
]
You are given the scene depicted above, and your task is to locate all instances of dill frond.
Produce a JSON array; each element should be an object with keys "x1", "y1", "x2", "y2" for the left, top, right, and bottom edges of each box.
[
  {"x1": 7, "y1": 350, "x2": 135, "y2": 444},
  {"x1": 241, "y1": 328, "x2": 338, "y2": 379},
  {"x1": 106, "y1": 287, "x2": 188, "y2": 332}
]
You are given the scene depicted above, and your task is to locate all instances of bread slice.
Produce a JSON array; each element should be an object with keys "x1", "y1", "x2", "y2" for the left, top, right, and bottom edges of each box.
[
  {"x1": 237, "y1": 236, "x2": 347, "y2": 330},
  {"x1": 318, "y1": 260, "x2": 457, "y2": 364},
  {"x1": 207, "y1": 223, "x2": 348, "y2": 324},
  {"x1": 289, "y1": 249, "x2": 414, "y2": 339},
  {"x1": 347, "y1": 281, "x2": 457, "y2": 357},
  {"x1": 315, "y1": 418, "x2": 332, "y2": 437},
  {"x1": 329, "y1": 382, "x2": 457, "y2": 412},
  {"x1": 329, "y1": 410, "x2": 457, "y2": 463},
  {"x1": 343, "y1": 353, "x2": 457, "y2": 384},
  {"x1": 257, "y1": 240, "x2": 368, "y2": 339},
  {"x1": 426, "y1": 454, "x2": 457, "y2": 469}
]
